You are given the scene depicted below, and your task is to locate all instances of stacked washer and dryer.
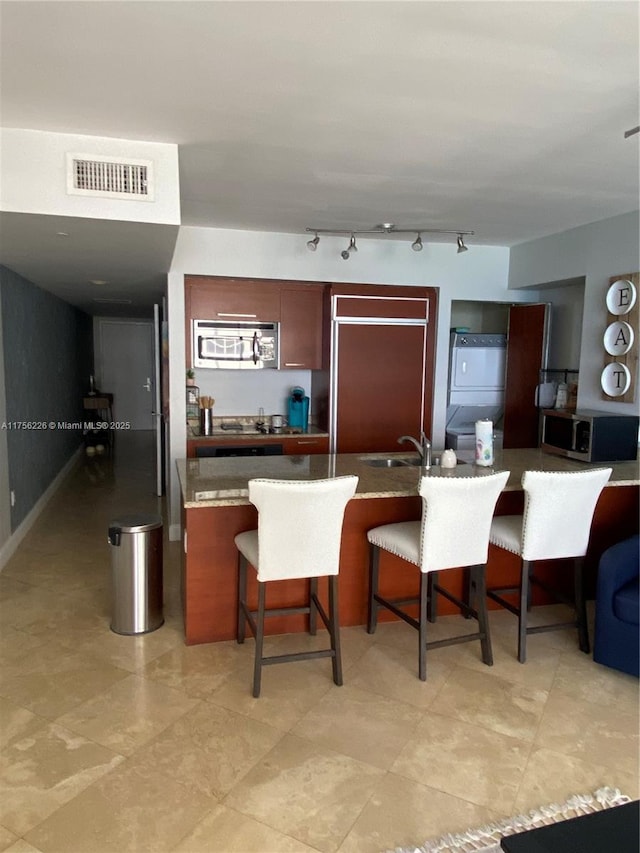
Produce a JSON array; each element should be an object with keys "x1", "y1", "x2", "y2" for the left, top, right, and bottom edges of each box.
[{"x1": 445, "y1": 332, "x2": 507, "y2": 453}]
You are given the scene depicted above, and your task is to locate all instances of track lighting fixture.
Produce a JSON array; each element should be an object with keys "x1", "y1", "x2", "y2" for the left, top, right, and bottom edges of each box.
[
  {"x1": 341, "y1": 234, "x2": 358, "y2": 260},
  {"x1": 304, "y1": 224, "x2": 474, "y2": 259}
]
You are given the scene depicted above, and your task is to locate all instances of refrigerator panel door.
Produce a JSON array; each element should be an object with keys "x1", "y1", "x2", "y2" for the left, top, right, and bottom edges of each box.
[{"x1": 333, "y1": 323, "x2": 427, "y2": 454}]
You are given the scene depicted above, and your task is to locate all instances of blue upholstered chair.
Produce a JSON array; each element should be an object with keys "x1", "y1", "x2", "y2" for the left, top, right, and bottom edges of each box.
[{"x1": 593, "y1": 535, "x2": 639, "y2": 678}]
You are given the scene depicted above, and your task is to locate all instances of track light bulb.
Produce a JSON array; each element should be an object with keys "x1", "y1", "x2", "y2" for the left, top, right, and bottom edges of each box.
[
  {"x1": 341, "y1": 234, "x2": 357, "y2": 259},
  {"x1": 457, "y1": 234, "x2": 468, "y2": 253},
  {"x1": 306, "y1": 234, "x2": 320, "y2": 252},
  {"x1": 411, "y1": 234, "x2": 423, "y2": 252}
]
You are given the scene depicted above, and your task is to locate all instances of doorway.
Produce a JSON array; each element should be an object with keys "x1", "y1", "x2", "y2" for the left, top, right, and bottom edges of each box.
[{"x1": 96, "y1": 319, "x2": 154, "y2": 430}]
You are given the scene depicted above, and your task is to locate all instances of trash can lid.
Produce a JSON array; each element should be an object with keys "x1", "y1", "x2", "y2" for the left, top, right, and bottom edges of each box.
[{"x1": 109, "y1": 513, "x2": 163, "y2": 533}]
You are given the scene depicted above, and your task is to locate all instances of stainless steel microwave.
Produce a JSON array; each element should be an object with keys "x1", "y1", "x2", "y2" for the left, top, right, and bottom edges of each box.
[
  {"x1": 193, "y1": 320, "x2": 279, "y2": 369},
  {"x1": 541, "y1": 408, "x2": 639, "y2": 462}
]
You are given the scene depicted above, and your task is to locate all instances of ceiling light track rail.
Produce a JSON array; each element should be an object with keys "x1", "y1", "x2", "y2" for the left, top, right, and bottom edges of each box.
[{"x1": 305, "y1": 224, "x2": 474, "y2": 258}]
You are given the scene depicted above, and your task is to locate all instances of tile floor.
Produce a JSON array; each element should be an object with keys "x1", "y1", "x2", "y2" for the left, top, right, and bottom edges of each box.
[{"x1": 0, "y1": 433, "x2": 638, "y2": 853}]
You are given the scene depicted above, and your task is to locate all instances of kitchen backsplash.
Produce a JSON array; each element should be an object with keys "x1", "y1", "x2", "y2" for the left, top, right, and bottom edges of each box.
[{"x1": 191, "y1": 366, "x2": 312, "y2": 418}]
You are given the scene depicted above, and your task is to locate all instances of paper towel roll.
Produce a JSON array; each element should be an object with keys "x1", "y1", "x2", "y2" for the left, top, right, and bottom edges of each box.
[{"x1": 475, "y1": 419, "x2": 494, "y2": 467}]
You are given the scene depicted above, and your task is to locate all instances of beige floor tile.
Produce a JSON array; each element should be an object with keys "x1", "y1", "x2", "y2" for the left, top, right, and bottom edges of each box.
[
  {"x1": 125, "y1": 701, "x2": 284, "y2": 799},
  {"x1": 552, "y1": 652, "x2": 640, "y2": 712},
  {"x1": 207, "y1": 655, "x2": 335, "y2": 732},
  {"x1": 0, "y1": 697, "x2": 45, "y2": 749},
  {"x1": 24, "y1": 759, "x2": 213, "y2": 853},
  {"x1": 0, "y1": 826, "x2": 19, "y2": 852},
  {"x1": 434, "y1": 664, "x2": 549, "y2": 741},
  {"x1": 391, "y1": 712, "x2": 531, "y2": 812},
  {"x1": 513, "y1": 746, "x2": 640, "y2": 814},
  {"x1": 66, "y1": 619, "x2": 185, "y2": 672},
  {"x1": 225, "y1": 733, "x2": 384, "y2": 853},
  {"x1": 0, "y1": 722, "x2": 123, "y2": 835},
  {"x1": 54, "y1": 674, "x2": 199, "y2": 756},
  {"x1": 455, "y1": 624, "x2": 562, "y2": 690},
  {"x1": 1, "y1": 551, "x2": 107, "y2": 593},
  {"x1": 143, "y1": 638, "x2": 253, "y2": 698},
  {"x1": 372, "y1": 614, "x2": 469, "y2": 661},
  {"x1": 534, "y1": 691, "x2": 640, "y2": 777},
  {"x1": 267, "y1": 625, "x2": 376, "y2": 674},
  {"x1": 338, "y1": 772, "x2": 499, "y2": 853},
  {"x1": 348, "y1": 641, "x2": 455, "y2": 708},
  {"x1": 0, "y1": 575, "x2": 32, "y2": 602},
  {"x1": 0, "y1": 627, "x2": 47, "y2": 667},
  {"x1": 172, "y1": 804, "x2": 318, "y2": 852},
  {"x1": 0, "y1": 586, "x2": 108, "y2": 644},
  {"x1": 0, "y1": 641, "x2": 129, "y2": 720},
  {"x1": 5, "y1": 841, "x2": 45, "y2": 853},
  {"x1": 292, "y1": 684, "x2": 422, "y2": 770}
]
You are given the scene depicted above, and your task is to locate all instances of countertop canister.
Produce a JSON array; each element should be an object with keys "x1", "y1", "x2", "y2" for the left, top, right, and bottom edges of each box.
[{"x1": 475, "y1": 419, "x2": 494, "y2": 467}]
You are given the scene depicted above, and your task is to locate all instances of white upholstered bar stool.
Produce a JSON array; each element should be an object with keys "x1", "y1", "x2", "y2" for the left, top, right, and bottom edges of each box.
[
  {"x1": 367, "y1": 471, "x2": 509, "y2": 681},
  {"x1": 235, "y1": 475, "x2": 358, "y2": 697},
  {"x1": 487, "y1": 467, "x2": 612, "y2": 663}
]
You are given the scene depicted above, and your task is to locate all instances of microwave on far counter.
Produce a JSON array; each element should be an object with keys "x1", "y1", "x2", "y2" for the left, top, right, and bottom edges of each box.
[{"x1": 541, "y1": 409, "x2": 639, "y2": 462}]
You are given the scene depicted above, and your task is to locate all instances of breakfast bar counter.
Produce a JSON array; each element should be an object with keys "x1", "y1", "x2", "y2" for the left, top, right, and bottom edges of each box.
[{"x1": 177, "y1": 450, "x2": 639, "y2": 645}]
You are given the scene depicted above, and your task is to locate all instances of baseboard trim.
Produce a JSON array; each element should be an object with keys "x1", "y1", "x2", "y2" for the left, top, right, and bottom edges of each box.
[{"x1": 0, "y1": 445, "x2": 83, "y2": 571}]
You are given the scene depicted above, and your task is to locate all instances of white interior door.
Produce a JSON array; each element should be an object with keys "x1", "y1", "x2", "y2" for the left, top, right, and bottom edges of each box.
[{"x1": 98, "y1": 319, "x2": 154, "y2": 430}]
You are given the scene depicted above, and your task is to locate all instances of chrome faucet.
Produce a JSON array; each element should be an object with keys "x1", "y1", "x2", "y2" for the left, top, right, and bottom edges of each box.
[{"x1": 397, "y1": 432, "x2": 432, "y2": 469}]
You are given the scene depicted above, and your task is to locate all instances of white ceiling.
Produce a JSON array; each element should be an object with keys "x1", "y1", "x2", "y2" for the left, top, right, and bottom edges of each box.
[{"x1": 1, "y1": 1, "x2": 638, "y2": 315}]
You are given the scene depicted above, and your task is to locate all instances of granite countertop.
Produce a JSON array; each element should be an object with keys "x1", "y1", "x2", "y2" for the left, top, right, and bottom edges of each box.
[{"x1": 177, "y1": 448, "x2": 640, "y2": 508}]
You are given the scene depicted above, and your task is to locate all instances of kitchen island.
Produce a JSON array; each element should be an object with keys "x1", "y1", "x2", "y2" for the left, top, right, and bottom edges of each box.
[{"x1": 177, "y1": 449, "x2": 639, "y2": 645}]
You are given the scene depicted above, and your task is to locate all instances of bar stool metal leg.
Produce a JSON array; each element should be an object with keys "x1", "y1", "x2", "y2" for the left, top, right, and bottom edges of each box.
[
  {"x1": 328, "y1": 575, "x2": 343, "y2": 686},
  {"x1": 367, "y1": 544, "x2": 380, "y2": 634},
  {"x1": 427, "y1": 572, "x2": 437, "y2": 623},
  {"x1": 419, "y1": 572, "x2": 429, "y2": 681},
  {"x1": 237, "y1": 553, "x2": 247, "y2": 644},
  {"x1": 309, "y1": 577, "x2": 318, "y2": 635},
  {"x1": 471, "y1": 564, "x2": 493, "y2": 665},
  {"x1": 518, "y1": 560, "x2": 532, "y2": 663},
  {"x1": 253, "y1": 582, "x2": 266, "y2": 698}
]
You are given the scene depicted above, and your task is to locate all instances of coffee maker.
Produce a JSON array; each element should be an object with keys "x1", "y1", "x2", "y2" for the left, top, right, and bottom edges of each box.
[{"x1": 287, "y1": 386, "x2": 309, "y2": 432}]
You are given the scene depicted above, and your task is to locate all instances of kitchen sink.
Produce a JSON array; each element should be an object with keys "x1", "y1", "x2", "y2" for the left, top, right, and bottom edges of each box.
[
  {"x1": 361, "y1": 455, "x2": 467, "y2": 468},
  {"x1": 361, "y1": 456, "x2": 421, "y2": 467}
]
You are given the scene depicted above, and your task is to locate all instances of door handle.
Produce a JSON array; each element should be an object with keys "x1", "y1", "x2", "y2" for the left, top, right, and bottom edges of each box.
[{"x1": 143, "y1": 377, "x2": 152, "y2": 391}]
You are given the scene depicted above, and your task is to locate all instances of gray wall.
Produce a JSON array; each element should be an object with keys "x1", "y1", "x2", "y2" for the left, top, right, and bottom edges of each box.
[
  {"x1": 0, "y1": 265, "x2": 93, "y2": 530},
  {"x1": 508, "y1": 210, "x2": 640, "y2": 413},
  {"x1": 0, "y1": 291, "x2": 10, "y2": 548}
]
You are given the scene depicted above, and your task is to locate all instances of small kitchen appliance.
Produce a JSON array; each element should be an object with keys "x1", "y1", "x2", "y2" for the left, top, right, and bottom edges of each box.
[
  {"x1": 288, "y1": 386, "x2": 310, "y2": 432},
  {"x1": 541, "y1": 409, "x2": 639, "y2": 462},
  {"x1": 193, "y1": 319, "x2": 279, "y2": 369}
]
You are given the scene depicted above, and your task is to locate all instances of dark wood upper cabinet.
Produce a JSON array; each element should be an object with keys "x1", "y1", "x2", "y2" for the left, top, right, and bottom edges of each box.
[
  {"x1": 186, "y1": 276, "x2": 281, "y2": 322},
  {"x1": 280, "y1": 286, "x2": 325, "y2": 370},
  {"x1": 185, "y1": 275, "x2": 326, "y2": 369}
]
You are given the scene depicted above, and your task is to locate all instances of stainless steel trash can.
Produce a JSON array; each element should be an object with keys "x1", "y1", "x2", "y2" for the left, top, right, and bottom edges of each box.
[{"x1": 108, "y1": 513, "x2": 163, "y2": 635}]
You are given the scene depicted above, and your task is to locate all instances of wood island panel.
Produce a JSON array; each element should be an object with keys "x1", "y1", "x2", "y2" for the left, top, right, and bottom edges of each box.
[{"x1": 179, "y1": 451, "x2": 639, "y2": 646}]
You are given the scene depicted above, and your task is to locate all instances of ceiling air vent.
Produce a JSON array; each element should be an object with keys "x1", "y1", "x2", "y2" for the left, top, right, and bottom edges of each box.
[{"x1": 66, "y1": 153, "x2": 154, "y2": 201}]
